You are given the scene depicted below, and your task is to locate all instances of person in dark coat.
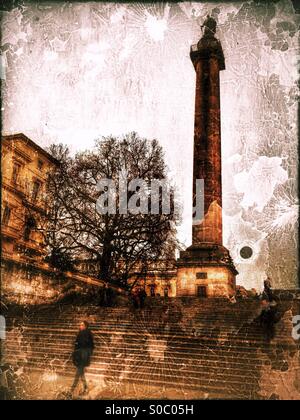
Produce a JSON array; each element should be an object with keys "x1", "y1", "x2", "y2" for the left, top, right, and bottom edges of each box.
[
  {"x1": 259, "y1": 301, "x2": 278, "y2": 342},
  {"x1": 131, "y1": 287, "x2": 140, "y2": 309},
  {"x1": 262, "y1": 278, "x2": 274, "y2": 302},
  {"x1": 106, "y1": 284, "x2": 114, "y2": 307},
  {"x1": 71, "y1": 321, "x2": 94, "y2": 395},
  {"x1": 150, "y1": 283, "x2": 156, "y2": 298},
  {"x1": 259, "y1": 278, "x2": 279, "y2": 342},
  {"x1": 138, "y1": 287, "x2": 147, "y2": 309}
]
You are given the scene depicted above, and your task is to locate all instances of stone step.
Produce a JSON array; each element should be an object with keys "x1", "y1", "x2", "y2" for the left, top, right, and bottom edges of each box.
[
  {"x1": 9, "y1": 315, "x2": 265, "y2": 325},
  {"x1": 4, "y1": 347, "x2": 265, "y2": 369},
  {"x1": 9, "y1": 315, "x2": 263, "y2": 327},
  {"x1": 8, "y1": 326, "x2": 287, "y2": 344},
  {"x1": 13, "y1": 310, "x2": 262, "y2": 318},
  {"x1": 9, "y1": 302, "x2": 262, "y2": 315},
  {"x1": 24, "y1": 365, "x2": 256, "y2": 399},
  {"x1": 5, "y1": 337, "x2": 270, "y2": 359},
  {"x1": 4, "y1": 353, "x2": 268, "y2": 375},
  {"x1": 12, "y1": 307, "x2": 262, "y2": 317},
  {"x1": 5, "y1": 342, "x2": 289, "y2": 364},
  {"x1": 4, "y1": 351, "x2": 264, "y2": 379},
  {"x1": 7, "y1": 357, "x2": 262, "y2": 391},
  {"x1": 18, "y1": 305, "x2": 260, "y2": 313},
  {"x1": 6, "y1": 326, "x2": 291, "y2": 348},
  {"x1": 7, "y1": 329, "x2": 284, "y2": 348},
  {"x1": 4, "y1": 299, "x2": 296, "y2": 400},
  {"x1": 6, "y1": 343, "x2": 282, "y2": 364},
  {"x1": 7, "y1": 324, "x2": 267, "y2": 338}
]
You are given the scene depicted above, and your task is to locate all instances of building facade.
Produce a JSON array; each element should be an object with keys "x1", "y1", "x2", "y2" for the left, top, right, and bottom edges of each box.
[
  {"x1": 1, "y1": 133, "x2": 64, "y2": 303},
  {"x1": 76, "y1": 257, "x2": 177, "y2": 297},
  {"x1": 1, "y1": 133, "x2": 58, "y2": 262}
]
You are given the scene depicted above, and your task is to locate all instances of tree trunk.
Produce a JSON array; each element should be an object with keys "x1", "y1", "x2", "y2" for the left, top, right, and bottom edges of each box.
[{"x1": 99, "y1": 245, "x2": 112, "y2": 281}]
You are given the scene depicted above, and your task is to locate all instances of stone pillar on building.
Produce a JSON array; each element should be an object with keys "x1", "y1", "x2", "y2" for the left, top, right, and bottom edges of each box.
[{"x1": 176, "y1": 16, "x2": 238, "y2": 298}]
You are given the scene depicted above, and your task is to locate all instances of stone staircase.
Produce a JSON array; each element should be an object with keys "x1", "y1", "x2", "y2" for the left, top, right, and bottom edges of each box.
[{"x1": 2, "y1": 296, "x2": 300, "y2": 399}]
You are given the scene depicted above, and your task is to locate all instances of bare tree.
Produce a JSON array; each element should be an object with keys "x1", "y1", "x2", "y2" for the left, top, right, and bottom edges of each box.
[
  {"x1": 38, "y1": 133, "x2": 179, "y2": 287},
  {"x1": 43, "y1": 144, "x2": 76, "y2": 271}
]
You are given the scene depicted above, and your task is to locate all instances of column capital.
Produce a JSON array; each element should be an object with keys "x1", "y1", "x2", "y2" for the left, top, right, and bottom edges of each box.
[{"x1": 190, "y1": 36, "x2": 225, "y2": 70}]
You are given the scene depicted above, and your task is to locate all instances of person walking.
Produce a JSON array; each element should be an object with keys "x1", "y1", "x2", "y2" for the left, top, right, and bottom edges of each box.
[
  {"x1": 259, "y1": 278, "x2": 279, "y2": 342},
  {"x1": 138, "y1": 287, "x2": 147, "y2": 309},
  {"x1": 130, "y1": 287, "x2": 140, "y2": 309},
  {"x1": 262, "y1": 277, "x2": 274, "y2": 302},
  {"x1": 150, "y1": 283, "x2": 156, "y2": 298},
  {"x1": 70, "y1": 321, "x2": 94, "y2": 395}
]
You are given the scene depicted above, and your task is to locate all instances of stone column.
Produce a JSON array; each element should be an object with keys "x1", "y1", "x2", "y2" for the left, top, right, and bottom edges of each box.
[
  {"x1": 192, "y1": 54, "x2": 222, "y2": 246},
  {"x1": 176, "y1": 16, "x2": 237, "y2": 299}
]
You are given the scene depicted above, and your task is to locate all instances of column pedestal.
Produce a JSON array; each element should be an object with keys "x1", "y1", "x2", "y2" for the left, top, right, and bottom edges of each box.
[{"x1": 177, "y1": 244, "x2": 237, "y2": 297}]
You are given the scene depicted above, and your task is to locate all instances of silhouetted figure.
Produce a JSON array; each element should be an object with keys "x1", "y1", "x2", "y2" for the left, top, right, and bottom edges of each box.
[
  {"x1": 259, "y1": 301, "x2": 278, "y2": 342},
  {"x1": 106, "y1": 284, "x2": 114, "y2": 306},
  {"x1": 138, "y1": 288, "x2": 147, "y2": 309},
  {"x1": 236, "y1": 288, "x2": 242, "y2": 301},
  {"x1": 98, "y1": 286, "x2": 104, "y2": 306},
  {"x1": 164, "y1": 285, "x2": 169, "y2": 299},
  {"x1": 0, "y1": 363, "x2": 20, "y2": 399},
  {"x1": 259, "y1": 278, "x2": 279, "y2": 342},
  {"x1": 131, "y1": 288, "x2": 140, "y2": 309},
  {"x1": 71, "y1": 321, "x2": 94, "y2": 395},
  {"x1": 150, "y1": 283, "x2": 156, "y2": 298},
  {"x1": 262, "y1": 278, "x2": 274, "y2": 302},
  {"x1": 103, "y1": 283, "x2": 110, "y2": 306},
  {"x1": 99, "y1": 283, "x2": 114, "y2": 306}
]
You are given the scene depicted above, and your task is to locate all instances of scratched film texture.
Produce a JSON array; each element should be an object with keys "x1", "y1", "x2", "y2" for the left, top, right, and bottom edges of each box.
[{"x1": 1, "y1": 1, "x2": 299, "y2": 291}]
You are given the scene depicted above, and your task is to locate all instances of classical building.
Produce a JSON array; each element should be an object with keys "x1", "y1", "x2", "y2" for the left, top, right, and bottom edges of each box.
[
  {"x1": 1, "y1": 133, "x2": 59, "y2": 261},
  {"x1": 1, "y1": 133, "x2": 106, "y2": 304},
  {"x1": 76, "y1": 257, "x2": 177, "y2": 298},
  {"x1": 176, "y1": 17, "x2": 238, "y2": 298},
  {"x1": 1, "y1": 133, "x2": 61, "y2": 302},
  {"x1": 126, "y1": 259, "x2": 177, "y2": 298}
]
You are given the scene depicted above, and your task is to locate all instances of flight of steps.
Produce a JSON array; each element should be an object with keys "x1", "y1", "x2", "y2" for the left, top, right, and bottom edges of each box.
[{"x1": 2, "y1": 297, "x2": 300, "y2": 399}]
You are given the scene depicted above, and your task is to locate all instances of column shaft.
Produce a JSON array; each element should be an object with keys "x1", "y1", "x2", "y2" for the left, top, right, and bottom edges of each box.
[{"x1": 192, "y1": 56, "x2": 222, "y2": 246}]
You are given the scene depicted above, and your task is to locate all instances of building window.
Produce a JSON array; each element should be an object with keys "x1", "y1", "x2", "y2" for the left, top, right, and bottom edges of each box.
[
  {"x1": 11, "y1": 162, "x2": 21, "y2": 184},
  {"x1": 197, "y1": 285, "x2": 207, "y2": 298},
  {"x1": 37, "y1": 159, "x2": 44, "y2": 170},
  {"x1": 2, "y1": 205, "x2": 11, "y2": 226},
  {"x1": 32, "y1": 180, "x2": 41, "y2": 201},
  {"x1": 196, "y1": 272, "x2": 207, "y2": 279},
  {"x1": 24, "y1": 216, "x2": 36, "y2": 241}
]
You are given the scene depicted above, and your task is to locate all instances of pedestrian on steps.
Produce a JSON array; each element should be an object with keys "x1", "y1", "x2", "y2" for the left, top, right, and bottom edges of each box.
[
  {"x1": 138, "y1": 287, "x2": 147, "y2": 309},
  {"x1": 131, "y1": 287, "x2": 140, "y2": 309},
  {"x1": 259, "y1": 277, "x2": 279, "y2": 341},
  {"x1": 70, "y1": 321, "x2": 94, "y2": 396},
  {"x1": 262, "y1": 277, "x2": 274, "y2": 302},
  {"x1": 150, "y1": 283, "x2": 156, "y2": 298}
]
